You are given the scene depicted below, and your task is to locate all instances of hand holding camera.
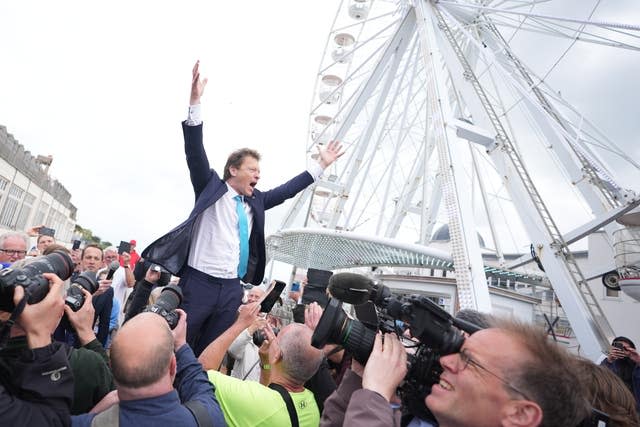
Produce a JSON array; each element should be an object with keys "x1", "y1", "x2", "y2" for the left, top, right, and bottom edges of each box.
[
  {"x1": 64, "y1": 287, "x2": 96, "y2": 346},
  {"x1": 304, "y1": 302, "x2": 323, "y2": 331},
  {"x1": 362, "y1": 332, "x2": 408, "y2": 403},
  {"x1": 237, "y1": 301, "x2": 260, "y2": 330},
  {"x1": 171, "y1": 309, "x2": 188, "y2": 351},
  {"x1": 14, "y1": 273, "x2": 65, "y2": 349}
]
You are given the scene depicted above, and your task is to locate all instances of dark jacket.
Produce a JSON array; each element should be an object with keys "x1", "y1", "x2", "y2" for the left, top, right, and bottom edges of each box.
[
  {"x1": 0, "y1": 340, "x2": 74, "y2": 427},
  {"x1": 92, "y1": 287, "x2": 113, "y2": 347},
  {"x1": 142, "y1": 122, "x2": 314, "y2": 285},
  {"x1": 72, "y1": 344, "x2": 225, "y2": 426},
  {"x1": 3, "y1": 335, "x2": 114, "y2": 415}
]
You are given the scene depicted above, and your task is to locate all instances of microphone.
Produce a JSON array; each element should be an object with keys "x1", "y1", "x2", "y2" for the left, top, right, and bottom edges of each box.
[
  {"x1": 105, "y1": 261, "x2": 120, "y2": 280},
  {"x1": 327, "y1": 273, "x2": 374, "y2": 305}
]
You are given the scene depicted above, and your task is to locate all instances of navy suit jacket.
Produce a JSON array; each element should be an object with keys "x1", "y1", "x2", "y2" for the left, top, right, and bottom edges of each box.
[{"x1": 142, "y1": 122, "x2": 314, "y2": 285}]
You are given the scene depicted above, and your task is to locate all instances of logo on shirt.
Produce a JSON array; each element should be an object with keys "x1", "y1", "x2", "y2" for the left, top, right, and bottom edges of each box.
[
  {"x1": 299, "y1": 400, "x2": 308, "y2": 409},
  {"x1": 42, "y1": 366, "x2": 68, "y2": 382}
]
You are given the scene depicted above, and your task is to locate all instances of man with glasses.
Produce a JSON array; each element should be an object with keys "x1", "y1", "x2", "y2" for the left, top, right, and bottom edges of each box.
[
  {"x1": 322, "y1": 319, "x2": 590, "y2": 427},
  {"x1": 0, "y1": 231, "x2": 28, "y2": 267},
  {"x1": 142, "y1": 61, "x2": 344, "y2": 356}
]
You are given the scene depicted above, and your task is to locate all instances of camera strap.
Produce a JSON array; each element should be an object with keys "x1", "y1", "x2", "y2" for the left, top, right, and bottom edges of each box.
[
  {"x1": 268, "y1": 383, "x2": 299, "y2": 427},
  {"x1": 0, "y1": 295, "x2": 27, "y2": 350}
]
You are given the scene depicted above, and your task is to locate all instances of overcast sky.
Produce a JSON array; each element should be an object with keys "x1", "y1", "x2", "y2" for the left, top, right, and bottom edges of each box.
[{"x1": 0, "y1": 0, "x2": 638, "y2": 252}]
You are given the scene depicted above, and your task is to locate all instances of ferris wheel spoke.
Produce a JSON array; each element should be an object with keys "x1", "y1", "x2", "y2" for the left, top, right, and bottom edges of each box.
[{"x1": 440, "y1": 1, "x2": 640, "y2": 31}]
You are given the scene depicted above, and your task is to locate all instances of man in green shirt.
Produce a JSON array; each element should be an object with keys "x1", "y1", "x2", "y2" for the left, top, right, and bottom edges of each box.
[{"x1": 200, "y1": 301, "x2": 323, "y2": 426}]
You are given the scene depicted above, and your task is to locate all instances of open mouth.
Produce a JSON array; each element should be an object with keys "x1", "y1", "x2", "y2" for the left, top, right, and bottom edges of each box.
[
  {"x1": 250, "y1": 182, "x2": 257, "y2": 188},
  {"x1": 438, "y1": 378, "x2": 454, "y2": 391}
]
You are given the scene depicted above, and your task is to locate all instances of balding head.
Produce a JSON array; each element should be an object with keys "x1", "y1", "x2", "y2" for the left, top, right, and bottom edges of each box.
[
  {"x1": 110, "y1": 313, "x2": 174, "y2": 389},
  {"x1": 276, "y1": 323, "x2": 323, "y2": 385},
  {"x1": 246, "y1": 287, "x2": 265, "y2": 304}
]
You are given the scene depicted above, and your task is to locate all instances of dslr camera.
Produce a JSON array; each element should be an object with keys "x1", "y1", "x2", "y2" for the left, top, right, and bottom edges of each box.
[
  {"x1": 64, "y1": 271, "x2": 99, "y2": 312},
  {"x1": 0, "y1": 250, "x2": 74, "y2": 312},
  {"x1": 252, "y1": 326, "x2": 279, "y2": 347},
  {"x1": 311, "y1": 273, "x2": 481, "y2": 420},
  {"x1": 143, "y1": 284, "x2": 183, "y2": 329}
]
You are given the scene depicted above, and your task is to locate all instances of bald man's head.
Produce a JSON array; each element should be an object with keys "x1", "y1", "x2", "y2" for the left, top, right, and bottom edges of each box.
[
  {"x1": 277, "y1": 323, "x2": 323, "y2": 384},
  {"x1": 110, "y1": 313, "x2": 174, "y2": 389}
]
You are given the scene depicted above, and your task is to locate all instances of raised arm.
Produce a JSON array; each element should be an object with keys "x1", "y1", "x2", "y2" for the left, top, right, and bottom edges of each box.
[
  {"x1": 198, "y1": 302, "x2": 260, "y2": 370},
  {"x1": 184, "y1": 60, "x2": 214, "y2": 197},
  {"x1": 190, "y1": 60, "x2": 208, "y2": 106}
]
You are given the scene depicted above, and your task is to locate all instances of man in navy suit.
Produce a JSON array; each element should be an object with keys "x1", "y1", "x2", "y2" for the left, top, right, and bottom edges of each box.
[{"x1": 143, "y1": 61, "x2": 343, "y2": 355}]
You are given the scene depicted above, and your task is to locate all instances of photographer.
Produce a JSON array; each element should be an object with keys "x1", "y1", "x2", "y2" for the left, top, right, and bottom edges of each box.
[
  {"x1": 321, "y1": 333, "x2": 406, "y2": 427},
  {"x1": 227, "y1": 286, "x2": 267, "y2": 382},
  {"x1": 63, "y1": 288, "x2": 115, "y2": 414},
  {"x1": 199, "y1": 302, "x2": 323, "y2": 426},
  {"x1": 0, "y1": 273, "x2": 74, "y2": 426},
  {"x1": 600, "y1": 337, "x2": 640, "y2": 413},
  {"x1": 322, "y1": 318, "x2": 590, "y2": 427},
  {"x1": 4, "y1": 254, "x2": 114, "y2": 415},
  {"x1": 72, "y1": 310, "x2": 225, "y2": 426},
  {"x1": 123, "y1": 262, "x2": 167, "y2": 324}
]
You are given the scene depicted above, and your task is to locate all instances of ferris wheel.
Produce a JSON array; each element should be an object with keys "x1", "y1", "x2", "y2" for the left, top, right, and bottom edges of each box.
[{"x1": 274, "y1": 0, "x2": 640, "y2": 359}]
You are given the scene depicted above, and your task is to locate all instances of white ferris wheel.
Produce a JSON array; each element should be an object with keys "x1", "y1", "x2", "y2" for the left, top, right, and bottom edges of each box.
[{"x1": 268, "y1": 0, "x2": 640, "y2": 359}]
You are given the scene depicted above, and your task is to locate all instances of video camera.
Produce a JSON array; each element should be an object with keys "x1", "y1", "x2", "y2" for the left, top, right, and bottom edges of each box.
[
  {"x1": 311, "y1": 272, "x2": 482, "y2": 420},
  {"x1": 0, "y1": 251, "x2": 74, "y2": 312}
]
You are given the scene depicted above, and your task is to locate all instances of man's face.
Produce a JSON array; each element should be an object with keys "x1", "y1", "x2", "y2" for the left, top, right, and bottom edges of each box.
[
  {"x1": 228, "y1": 156, "x2": 260, "y2": 197},
  {"x1": 81, "y1": 247, "x2": 103, "y2": 272},
  {"x1": 426, "y1": 328, "x2": 529, "y2": 427},
  {"x1": 246, "y1": 287, "x2": 265, "y2": 304},
  {"x1": 37, "y1": 235, "x2": 55, "y2": 252},
  {"x1": 0, "y1": 236, "x2": 27, "y2": 263},
  {"x1": 104, "y1": 250, "x2": 119, "y2": 266}
]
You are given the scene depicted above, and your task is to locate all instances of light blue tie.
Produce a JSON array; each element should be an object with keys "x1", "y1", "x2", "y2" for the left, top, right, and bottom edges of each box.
[{"x1": 235, "y1": 195, "x2": 249, "y2": 279}]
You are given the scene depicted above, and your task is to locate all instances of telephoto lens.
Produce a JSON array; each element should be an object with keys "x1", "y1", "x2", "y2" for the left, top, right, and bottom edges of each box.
[
  {"x1": 0, "y1": 250, "x2": 74, "y2": 311},
  {"x1": 65, "y1": 271, "x2": 99, "y2": 312},
  {"x1": 143, "y1": 284, "x2": 183, "y2": 329},
  {"x1": 311, "y1": 298, "x2": 377, "y2": 364}
]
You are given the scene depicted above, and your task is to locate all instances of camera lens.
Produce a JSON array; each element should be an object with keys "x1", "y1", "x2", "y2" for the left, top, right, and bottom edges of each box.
[
  {"x1": 65, "y1": 271, "x2": 99, "y2": 312},
  {"x1": 311, "y1": 298, "x2": 376, "y2": 364},
  {"x1": 143, "y1": 284, "x2": 183, "y2": 329},
  {"x1": 154, "y1": 284, "x2": 182, "y2": 313},
  {"x1": 0, "y1": 250, "x2": 74, "y2": 311},
  {"x1": 20, "y1": 250, "x2": 74, "y2": 282}
]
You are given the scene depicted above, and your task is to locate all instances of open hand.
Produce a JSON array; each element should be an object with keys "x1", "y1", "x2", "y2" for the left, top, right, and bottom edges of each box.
[{"x1": 190, "y1": 60, "x2": 208, "y2": 105}]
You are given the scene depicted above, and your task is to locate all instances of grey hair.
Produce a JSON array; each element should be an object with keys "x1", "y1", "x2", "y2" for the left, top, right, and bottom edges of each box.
[
  {"x1": 0, "y1": 232, "x2": 29, "y2": 249},
  {"x1": 278, "y1": 324, "x2": 323, "y2": 384}
]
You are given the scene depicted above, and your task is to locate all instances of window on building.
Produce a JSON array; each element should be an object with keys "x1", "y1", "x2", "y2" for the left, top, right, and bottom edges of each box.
[
  {"x1": 0, "y1": 184, "x2": 25, "y2": 228},
  {"x1": 15, "y1": 193, "x2": 35, "y2": 231}
]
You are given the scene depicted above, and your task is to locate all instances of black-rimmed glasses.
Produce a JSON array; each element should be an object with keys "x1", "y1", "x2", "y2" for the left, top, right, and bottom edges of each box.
[
  {"x1": 0, "y1": 248, "x2": 27, "y2": 256},
  {"x1": 458, "y1": 348, "x2": 532, "y2": 400}
]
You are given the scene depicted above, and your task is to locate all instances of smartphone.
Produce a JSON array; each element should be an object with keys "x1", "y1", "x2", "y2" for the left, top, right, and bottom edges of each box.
[
  {"x1": 118, "y1": 241, "x2": 132, "y2": 255},
  {"x1": 40, "y1": 227, "x2": 55, "y2": 237},
  {"x1": 612, "y1": 341, "x2": 625, "y2": 350},
  {"x1": 72, "y1": 240, "x2": 81, "y2": 250},
  {"x1": 259, "y1": 280, "x2": 286, "y2": 313}
]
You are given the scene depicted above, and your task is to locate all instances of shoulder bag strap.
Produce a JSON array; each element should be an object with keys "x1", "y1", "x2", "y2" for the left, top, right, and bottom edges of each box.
[
  {"x1": 184, "y1": 399, "x2": 214, "y2": 427},
  {"x1": 268, "y1": 383, "x2": 299, "y2": 427}
]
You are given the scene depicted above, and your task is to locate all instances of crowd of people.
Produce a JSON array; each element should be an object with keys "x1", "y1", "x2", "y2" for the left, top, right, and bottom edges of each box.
[{"x1": 1, "y1": 62, "x2": 639, "y2": 427}]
